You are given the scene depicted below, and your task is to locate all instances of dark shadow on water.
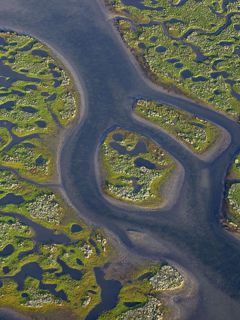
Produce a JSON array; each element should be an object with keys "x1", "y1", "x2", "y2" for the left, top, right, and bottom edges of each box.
[
  {"x1": 122, "y1": 0, "x2": 163, "y2": 11},
  {"x1": 35, "y1": 120, "x2": 47, "y2": 128},
  {"x1": 0, "y1": 60, "x2": 41, "y2": 88},
  {"x1": 9, "y1": 262, "x2": 68, "y2": 301},
  {"x1": 56, "y1": 257, "x2": 83, "y2": 281},
  {"x1": 71, "y1": 223, "x2": 82, "y2": 233},
  {"x1": 0, "y1": 193, "x2": 24, "y2": 206},
  {"x1": 134, "y1": 157, "x2": 156, "y2": 169},
  {"x1": 0, "y1": 211, "x2": 70, "y2": 245},
  {"x1": 31, "y1": 49, "x2": 48, "y2": 58},
  {"x1": 85, "y1": 267, "x2": 121, "y2": 320},
  {"x1": 124, "y1": 301, "x2": 142, "y2": 308},
  {"x1": 0, "y1": 244, "x2": 14, "y2": 257},
  {"x1": 20, "y1": 106, "x2": 38, "y2": 113},
  {"x1": 110, "y1": 140, "x2": 147, "y2": 156},
  {"x1": 0, "y1": 101, "x2": 15, "y2": 111}
]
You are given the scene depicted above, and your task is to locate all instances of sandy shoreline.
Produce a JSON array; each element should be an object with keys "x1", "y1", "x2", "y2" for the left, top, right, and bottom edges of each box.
[
  {"x1": 122, "y1": 229, "x2": 200, "y2": 320},
  {"x1": 162, "y1": 261, "x2": 199, "y2": 320}
]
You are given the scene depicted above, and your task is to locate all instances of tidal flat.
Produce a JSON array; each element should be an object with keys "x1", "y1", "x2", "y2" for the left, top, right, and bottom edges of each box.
[
  {"x1": 0, "y1": 0, "x2": 240, "y2": 319},
  {"x1": 0, "y1": 31, "x2": 186, "y2": 319}
]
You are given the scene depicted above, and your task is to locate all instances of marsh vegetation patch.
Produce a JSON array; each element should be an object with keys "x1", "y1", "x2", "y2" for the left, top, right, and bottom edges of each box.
[
  {"x1": 98, "y1": 263, "x2": 184, "y2": 320},
  {"x1": 0, "y1": 31, "x2": 111, "y2": 319},
  {"x1": 134, "y1": 99, "x2": 220, "y2": 153},
  {"x1": 107, "y1": 0, "x2": 240, "y2": 119},
  {"x1": 100, "y1": 127, "x2": 176, "y2": 207}
]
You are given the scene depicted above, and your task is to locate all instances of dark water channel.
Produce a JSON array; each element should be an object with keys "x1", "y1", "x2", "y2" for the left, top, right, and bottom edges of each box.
[
  {"x1": 122, "y1": 0, "x2": 163, "y2": 11},
  {"x1": 85, "y1": 267, "x2": 121, "y2": 320},
  {"x1": 11, "y1": 262, "x2": 67, "y2": 301},
  {"x1": 0, "y1": 210, "x2": 70, "y2": 245},
  {"x1": 0, "y1": 0, "x2": 239, "y2": 320}
]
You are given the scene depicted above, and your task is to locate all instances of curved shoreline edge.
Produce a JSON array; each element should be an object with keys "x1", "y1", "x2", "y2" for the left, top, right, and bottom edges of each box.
[
  {"x1": 94, "y1": 126, "x2": 185, "y2": 212},
  {"x1": 162, "y1": 261, "x2": 199, "y2": 320},
  {"x1": 132, "y1": 112, "x2": 232, "y2": 163}
]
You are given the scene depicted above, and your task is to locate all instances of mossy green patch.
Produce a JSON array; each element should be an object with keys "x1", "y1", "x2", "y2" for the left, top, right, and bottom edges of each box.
[
  {"x1": 0, "y1": 203, "x2": 110, "y2": 318},
  {"x1": 0, "y1": 127, "x2": 11, "y2": 150},
  {"x1": 134, "y1": 99, "x2": 220, "y2": 153},
  {"x1": 226, "y1": 183, "x2": 240, "y2": 226},
  {"x1": 100, "y1": 127, "x2": 176, "y2": 207},
  {"x1": 0, "y1": 139, "x2": 53, "y2": 181},
  {"x1": 228, "y1": 154, "x2": 240, "y2": 179}
]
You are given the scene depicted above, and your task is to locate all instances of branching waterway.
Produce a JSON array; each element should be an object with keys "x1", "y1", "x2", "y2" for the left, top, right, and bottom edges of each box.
[{"x1": 0, "y1": 0, "x2": 240, "y2": 319}]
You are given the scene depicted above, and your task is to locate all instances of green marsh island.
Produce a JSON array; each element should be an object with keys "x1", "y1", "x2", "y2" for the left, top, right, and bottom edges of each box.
[
  {"x1": 99, "y1": 127, "x2": 177, "y2": 207},
  {"x1": 134, "y1": 99, "x2": 220, "y2": 154}
]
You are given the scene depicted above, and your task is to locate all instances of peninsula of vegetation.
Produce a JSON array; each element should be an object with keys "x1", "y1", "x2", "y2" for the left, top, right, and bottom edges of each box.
[{"x1": 134, "y1": 99, "x2": 221, "y2": 154}]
